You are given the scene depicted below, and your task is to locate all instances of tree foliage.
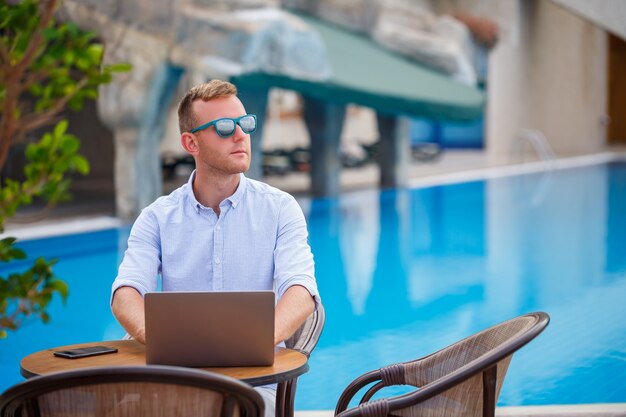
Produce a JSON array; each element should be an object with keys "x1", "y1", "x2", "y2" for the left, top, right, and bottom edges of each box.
[{"x1": 0, "y1": 0, "x2": 130, "y2": 337}]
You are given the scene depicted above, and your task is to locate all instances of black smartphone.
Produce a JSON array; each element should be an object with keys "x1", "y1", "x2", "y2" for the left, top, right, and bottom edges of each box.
[{"x1": 53, "y1": 346, "x2": 118, "y2": 359}]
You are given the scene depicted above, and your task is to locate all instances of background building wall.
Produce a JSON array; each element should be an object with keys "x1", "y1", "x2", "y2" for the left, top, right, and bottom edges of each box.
[
  {"x1": 487, "y1": 0, "x2": 608, "y2": 161},
  {"x1": 551, "y1": 0, "x2": 626, "y2": 40},
  {"x1": 525, "y1": 1, "x2": 607, "y2": 155}
]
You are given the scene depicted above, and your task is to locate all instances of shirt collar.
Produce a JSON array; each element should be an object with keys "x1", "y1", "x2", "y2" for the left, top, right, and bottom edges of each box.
[
  {"x1": 186, "y1": 171, "x2": 247, "y2": 213},
  {"x1": 185, "y1": 170, "x2": 203, "y2": 213}
]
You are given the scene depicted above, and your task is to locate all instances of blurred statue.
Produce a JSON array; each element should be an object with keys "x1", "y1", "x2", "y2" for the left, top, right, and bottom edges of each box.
[
  {"x1": 282, "y1": 0, "x2": 499, "y2": 86},
  {"x1": 60, "y1": 0, "x2": 331, "y2": 220}
]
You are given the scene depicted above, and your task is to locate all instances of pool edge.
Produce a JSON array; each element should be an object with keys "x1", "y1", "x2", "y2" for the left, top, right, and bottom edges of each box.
[
  {"x1": 406, "y1": 151, "x2": 626, "y2": 190},
  {"x1": 296, "y1": 403, "x2": 626, "y2": 417},
  {"x1": 1, "y1": 216, "x2": 124, "y2": 241}
]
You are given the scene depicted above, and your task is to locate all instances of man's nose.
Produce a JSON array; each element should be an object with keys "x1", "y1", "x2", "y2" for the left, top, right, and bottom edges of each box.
[{"x1": 232, "y1": 125, "x2": 246, "y2": 142}]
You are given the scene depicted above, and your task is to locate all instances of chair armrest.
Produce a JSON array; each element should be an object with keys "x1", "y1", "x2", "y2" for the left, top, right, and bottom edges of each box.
[
  {"x1": 337, "y1": 399, "x2": 390, "y2": 417},
  {"x1": 335, "y1": 362, "x2": 409, "y2": 415},
  {"x1": 334, "y1": 370, "x2": 381, "y2": 415},
  {"x1": 336, "y1": 363, "x2": 499, "y2": 417}
]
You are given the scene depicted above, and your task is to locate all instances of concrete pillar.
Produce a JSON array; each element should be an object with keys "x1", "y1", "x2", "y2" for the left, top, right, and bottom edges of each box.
[
  {"x1": 375, "y1": 113, "x2": 411, "y2": 188},
  {"x1": 113, "y1": 128, "x2": 139, "y2": 220},
  {"x1": 236, "y1": 86, "x2": 269, "y2": 181},
  {"x1": 302, "y1": 96, "x2": 346, "y2": 197}
]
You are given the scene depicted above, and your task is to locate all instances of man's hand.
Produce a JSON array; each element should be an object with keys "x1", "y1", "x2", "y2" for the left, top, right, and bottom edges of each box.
[
  {"x1": 274, "y1": 285, "x2": 315, "y2": 345},
  {"x1": 111, "y1": 286, "x2": 146, "y2": 344}
]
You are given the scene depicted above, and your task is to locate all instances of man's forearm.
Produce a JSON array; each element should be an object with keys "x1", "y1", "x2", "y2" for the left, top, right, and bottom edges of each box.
[
  {"x1": 274, "y1": 285, "x2": 315, "y2": 345},
  {"x1": 111, "y1": 286, "x2": 146, "y2": 344}
]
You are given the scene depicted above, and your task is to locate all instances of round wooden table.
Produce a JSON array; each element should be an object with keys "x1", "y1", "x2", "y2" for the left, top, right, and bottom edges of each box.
[{"x1": 21, "y1": 340, "x2": 309, "y2": 417}]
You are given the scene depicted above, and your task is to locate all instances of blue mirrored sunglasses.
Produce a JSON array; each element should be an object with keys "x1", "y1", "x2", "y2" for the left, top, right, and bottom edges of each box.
[{"x1": 190, "y1": 114, "x2": 257, "y2": 138}]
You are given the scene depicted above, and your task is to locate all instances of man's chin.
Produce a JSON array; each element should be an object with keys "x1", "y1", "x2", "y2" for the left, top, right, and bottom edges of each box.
[{"x1": 232, "y1": 162, "x2": 250, "y2": 175}]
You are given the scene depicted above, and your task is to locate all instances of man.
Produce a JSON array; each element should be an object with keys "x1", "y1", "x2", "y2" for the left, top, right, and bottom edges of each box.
[{"x1": 111, "y1": 80, "x2": 320, "y2": 416}]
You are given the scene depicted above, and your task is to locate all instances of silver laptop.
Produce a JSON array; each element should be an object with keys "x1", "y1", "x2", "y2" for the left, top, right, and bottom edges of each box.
[{"x1": 144, "y1": 291, "x2": 275, "y2": 367}]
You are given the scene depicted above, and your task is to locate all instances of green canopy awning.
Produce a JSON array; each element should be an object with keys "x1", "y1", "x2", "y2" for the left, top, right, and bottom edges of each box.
[{"x1": 233, "y1": 13, "x2": 485, "y2": 122}]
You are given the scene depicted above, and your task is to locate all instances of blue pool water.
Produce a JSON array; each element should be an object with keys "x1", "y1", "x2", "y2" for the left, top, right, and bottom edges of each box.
[{"x1": 1, "y1": 161, "x2": 625, "y2": 408}]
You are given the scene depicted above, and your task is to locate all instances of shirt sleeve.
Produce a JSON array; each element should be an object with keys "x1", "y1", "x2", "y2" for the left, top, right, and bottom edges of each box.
[
  {"x1": 111, "y1": 208, "x2": 162, "y2": 304},
  {"x1": 273, "y1": 195, "x2": 321, "y2": 309}
]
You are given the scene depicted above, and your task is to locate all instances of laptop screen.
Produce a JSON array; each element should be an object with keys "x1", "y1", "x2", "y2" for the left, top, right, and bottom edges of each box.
[{"x1": 145, "y1": 291, "x2": 275, "y2": 367}]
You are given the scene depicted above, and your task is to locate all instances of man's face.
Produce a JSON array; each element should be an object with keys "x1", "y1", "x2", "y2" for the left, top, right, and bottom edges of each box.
[{"x1": 190, "y1": 95, "x2": 252, "y2": 175}]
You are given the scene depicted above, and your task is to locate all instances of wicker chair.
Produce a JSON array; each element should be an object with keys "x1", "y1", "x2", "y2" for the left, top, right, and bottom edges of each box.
[
  {"x1": 0, "y1": 365, "x2": 264, "y2": 417},
  {"x1": 334, "y1": 312, "x2": 549, "y2": 417},
  {"x1": 277, "y1": 303, "x2": 326, "y2": 417}
]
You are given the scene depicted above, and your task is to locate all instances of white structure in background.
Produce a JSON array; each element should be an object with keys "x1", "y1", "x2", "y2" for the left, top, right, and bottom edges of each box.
[
  {"x1": 482, "y1": 0, "x2": 613, "y2": 161},
  {"x1": 59, "y1": 0, "x2": 626, "y2": 220}
]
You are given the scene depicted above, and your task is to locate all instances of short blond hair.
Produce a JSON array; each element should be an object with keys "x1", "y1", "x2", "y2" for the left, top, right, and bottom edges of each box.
[{"x1": 177, "y1": 80, "x2": 238, "y2": 134}]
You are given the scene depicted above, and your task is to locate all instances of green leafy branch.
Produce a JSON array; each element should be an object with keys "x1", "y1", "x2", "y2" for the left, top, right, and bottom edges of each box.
[
  {"x1": 0, "y1": 0, "x2": 130, "y2": 338},
  {"x1": 0, "y1": 238, "x2": 68, "y2": 339},
  {"x1": 0, "y1": 0, "x2": 131, "y2": 168},
  {"x1": 0, "y1": 120, "x2": 89, "y2": 224}
]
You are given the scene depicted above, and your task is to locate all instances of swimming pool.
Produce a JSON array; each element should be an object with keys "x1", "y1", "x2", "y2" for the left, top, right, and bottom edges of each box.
[{"x1": 1, "y1": 160, "x2": 625, "y2": 409}]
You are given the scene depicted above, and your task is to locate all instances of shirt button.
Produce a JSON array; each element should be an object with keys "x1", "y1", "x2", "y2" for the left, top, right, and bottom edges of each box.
[
  {"x1": 215, "y1": 257, "x2": 221, "y2": 264},
  {"x1": 216, "y1": 225, "x2": 221, "y2": 231}
]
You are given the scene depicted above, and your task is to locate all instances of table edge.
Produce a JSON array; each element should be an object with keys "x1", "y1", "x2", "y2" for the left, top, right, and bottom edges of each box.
[
  {"x1": 20, "y1": 341, "x2": 310, "y2": 387},
  {"x1": 241, "y1": 362, "x2": 309, "y2": 386}
]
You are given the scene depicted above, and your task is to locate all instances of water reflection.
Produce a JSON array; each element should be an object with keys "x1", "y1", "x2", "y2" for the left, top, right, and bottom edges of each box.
[{"x1": 338, "y1": 190, "x2": 380, "y2": 316}]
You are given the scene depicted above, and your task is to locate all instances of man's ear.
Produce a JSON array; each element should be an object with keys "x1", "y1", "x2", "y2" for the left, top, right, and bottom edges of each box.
[{"x1": 181, "y1": 132, "x2": 199, "y2": 154}]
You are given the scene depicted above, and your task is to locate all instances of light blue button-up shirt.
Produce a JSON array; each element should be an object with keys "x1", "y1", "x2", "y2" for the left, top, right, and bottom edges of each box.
[{"x1": 112, "y1": 172, "x2": 320, "y2": 307}]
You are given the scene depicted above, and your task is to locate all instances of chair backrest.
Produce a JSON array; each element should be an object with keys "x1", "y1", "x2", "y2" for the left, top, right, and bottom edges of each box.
[
  {"x1": 336, "y1": 312, "x2": 549, "y2": 417},
  {"x1": 0, "y1": 365, "x2": 264, "y2": 417},
  {"x1": 275, "y1": 304, "x2": 325, "y2": 417},
  {"x1": 284, "y1": 303, "x2": 325, "y2": 357}
]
